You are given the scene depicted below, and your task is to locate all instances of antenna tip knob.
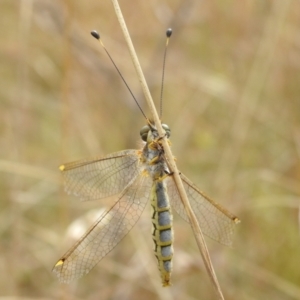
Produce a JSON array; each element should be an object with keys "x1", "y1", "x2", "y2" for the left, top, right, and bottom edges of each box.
[
  {"x1": 91, "y1": 30, "x2": 100, "y2": 40},
  {"x1": 166, "y1": 28, "x2": 172, "y2": 37}
]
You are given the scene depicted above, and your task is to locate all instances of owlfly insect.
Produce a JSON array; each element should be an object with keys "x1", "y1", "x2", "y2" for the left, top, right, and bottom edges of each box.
[{"x1": 53, "y1": 29, "x2": 240, "y2": 286}]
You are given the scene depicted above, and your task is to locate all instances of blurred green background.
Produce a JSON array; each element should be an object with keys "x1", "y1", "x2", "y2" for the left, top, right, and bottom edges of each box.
[{"x1": 1, "y1": 0, "x2": 300, "y2": 299}]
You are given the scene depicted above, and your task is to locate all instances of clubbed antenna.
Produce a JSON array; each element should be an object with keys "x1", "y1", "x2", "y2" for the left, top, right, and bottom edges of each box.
[
  {"x1": 159, "y1": 28, "x2": 172, "y2": 119},
  {"x1": 91, "y1": 30, "x2": 148, "y2": 120}
]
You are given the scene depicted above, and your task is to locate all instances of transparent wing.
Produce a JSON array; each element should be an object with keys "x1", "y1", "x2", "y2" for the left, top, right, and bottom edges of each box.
[
  {"x1": 166, "y1": 173, "x2": 240, "y2": 246},
  {"x1": 53, "y1": 172, "x2": 153, "y2": 283},
  {"x1": 60, "y1": 149, "x2": 141, "y2": 201}
]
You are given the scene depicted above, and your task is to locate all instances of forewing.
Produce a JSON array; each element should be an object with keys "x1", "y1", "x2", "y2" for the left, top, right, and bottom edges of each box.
[
  {"x1": 167, "y1": 173, "x2": 239, "y2": 246},
  {"x1": 60, "y1": 149, "x2": 141, "y2": 201},
  {"x1": 53, "y1": 172, "x2": 153, "y2": 283}
]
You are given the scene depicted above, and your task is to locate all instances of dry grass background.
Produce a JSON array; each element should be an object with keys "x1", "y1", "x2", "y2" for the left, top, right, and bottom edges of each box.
[{"x1": 1, "y1": 0, "x2": 300, "y2": 299}]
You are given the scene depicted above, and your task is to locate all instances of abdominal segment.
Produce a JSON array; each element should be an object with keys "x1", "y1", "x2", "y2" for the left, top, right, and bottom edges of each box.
[{"x1": 151, "y1": 180, "x2": 174, "y2": 286}]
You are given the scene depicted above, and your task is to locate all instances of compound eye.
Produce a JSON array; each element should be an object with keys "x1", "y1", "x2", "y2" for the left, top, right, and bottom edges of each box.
[
  {"x1": 162, "y1": 123, "x2": 171, "y2": 138},
  {"x1": 140, "y1": 125, "x2": 150, "y2": 141}
]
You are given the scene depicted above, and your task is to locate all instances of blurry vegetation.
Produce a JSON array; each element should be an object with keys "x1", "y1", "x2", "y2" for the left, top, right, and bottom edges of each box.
[{"x1": 1, "y1": 0, "x2": 300, "y2": 299}]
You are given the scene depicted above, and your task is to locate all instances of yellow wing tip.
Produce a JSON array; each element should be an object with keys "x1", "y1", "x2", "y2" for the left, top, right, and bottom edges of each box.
[
  {"x1": 59, "y1": 165, "x2": 65, "y2": 171},
  {"x1": 54, "y1": 259, "x2": 65, "y2": 267},
  {"x1": 233, "y1": 217, "x2": 241, "y2": 224}
]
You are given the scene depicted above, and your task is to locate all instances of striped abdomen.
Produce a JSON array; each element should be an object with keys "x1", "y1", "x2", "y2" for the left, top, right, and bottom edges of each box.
[{"x1": 151, "y1": 180, "x2": 174, "y2": 286}]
